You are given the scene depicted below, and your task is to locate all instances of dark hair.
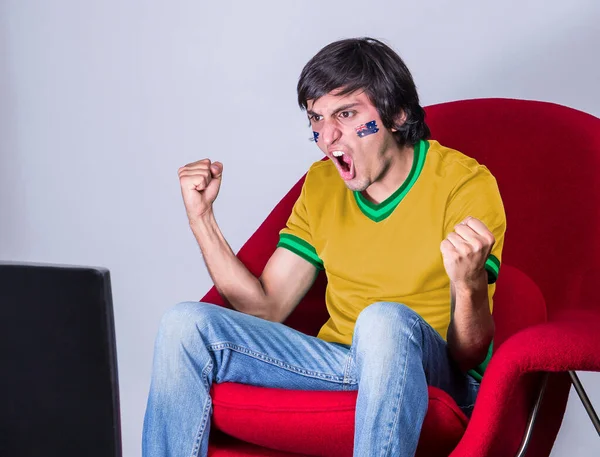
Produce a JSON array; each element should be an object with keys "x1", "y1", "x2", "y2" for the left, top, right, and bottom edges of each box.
[{"x1": 297, "y1": 37, "x2": 430, "y2": 146}]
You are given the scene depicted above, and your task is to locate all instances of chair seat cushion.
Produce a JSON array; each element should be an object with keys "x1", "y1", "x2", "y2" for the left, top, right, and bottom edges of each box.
[{"x1": 211, "y1": 382, "x2": 468, "y2": 457}]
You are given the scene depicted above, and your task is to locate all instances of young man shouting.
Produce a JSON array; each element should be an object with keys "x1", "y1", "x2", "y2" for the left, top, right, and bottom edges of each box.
[{"x1": 143, "y1": 37, "x2": 506, "y2": 457}]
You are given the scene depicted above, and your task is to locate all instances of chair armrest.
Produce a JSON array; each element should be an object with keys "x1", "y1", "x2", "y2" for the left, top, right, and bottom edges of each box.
[
  {"x1": 451, "y1": 309, "x2": 600, "y2": 457},
  {"x1": 490, "y1": 309, "x2": 600, "y2": 372}
]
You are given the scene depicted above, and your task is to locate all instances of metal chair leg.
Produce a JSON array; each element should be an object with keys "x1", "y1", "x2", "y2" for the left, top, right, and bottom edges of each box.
[
  {"x1": 568, "y1": 371, "x2": 600, "y2": 436},
  {"x1": 515, "y1": 371, "x2": 600, "y2": 457},
  {"x1": 515, "y1": 372, "x2": 549, "y2": 457}
]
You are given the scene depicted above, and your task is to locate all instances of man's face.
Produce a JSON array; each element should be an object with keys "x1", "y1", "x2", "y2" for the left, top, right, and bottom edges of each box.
[{"x1": 307, "y1": 90, "x2": 399, "y2": 192}]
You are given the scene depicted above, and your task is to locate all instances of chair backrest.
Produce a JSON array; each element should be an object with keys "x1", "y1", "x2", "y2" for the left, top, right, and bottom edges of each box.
[
  {"x1": 491, "y1": 264, "x2": 546, "y2": 349},
  {"x1": 425, "y1": 98, "x2": 600, "y2": 317},
  {"x1": 202, "y1": 98, "x2": 600, "y2": 336},
  {"x1": 0, "y1": 262, "x2": 122, "y2": 457}
]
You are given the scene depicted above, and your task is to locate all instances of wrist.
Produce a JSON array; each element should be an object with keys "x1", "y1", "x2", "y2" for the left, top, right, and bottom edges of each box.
[
  {"x1": 452, "y1": 272, "x2": 488, "y2": 296},
  {"x1": 189, "y1": 210, "x2": 216, "y2": 233}
]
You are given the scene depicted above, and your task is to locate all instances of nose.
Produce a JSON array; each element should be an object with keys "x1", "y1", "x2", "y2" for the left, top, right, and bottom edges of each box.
[{"x1": 320, "y1": 119, "x2": 342, "y2": 148}]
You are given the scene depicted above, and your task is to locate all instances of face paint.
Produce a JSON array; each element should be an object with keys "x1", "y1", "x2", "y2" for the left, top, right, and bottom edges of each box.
[
  {"x1": 355, "y1": 120, "x2": 380, "y2": 138},
  {"x1": 313, "y1": 131, "x2": 320, "y2": 143}
]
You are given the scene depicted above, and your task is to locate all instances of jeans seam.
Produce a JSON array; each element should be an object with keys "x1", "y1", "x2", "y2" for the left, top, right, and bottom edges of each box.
[
  {"x1": 206, "y1": 341, "x2": 346, "y2": 383},
  {"x1": 342, "y1": 346, "x2": 357, "y2": 390},
  {"x1": 191, "y1": 359, "x2": 214, "y2": 457},
  {"x1": 382, "y1": 317, "x2": 421, "y2": 457}
]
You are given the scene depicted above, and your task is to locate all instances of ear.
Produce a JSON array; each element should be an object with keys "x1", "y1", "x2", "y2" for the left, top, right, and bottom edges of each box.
[{"x1": 390, "y1": 110, "x2": 407, "y2": 132}]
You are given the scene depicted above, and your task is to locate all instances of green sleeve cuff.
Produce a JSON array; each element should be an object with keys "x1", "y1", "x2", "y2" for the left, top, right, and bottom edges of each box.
[
  {"x1": 467, "y1": 341, "x2": 494, "y2": 382},
  {"x1": 485, "y1": 254, "x2": 500, "y2": 284},
  {"x1": 277, "y1": 233, "x2": 324, "y2": 270}
]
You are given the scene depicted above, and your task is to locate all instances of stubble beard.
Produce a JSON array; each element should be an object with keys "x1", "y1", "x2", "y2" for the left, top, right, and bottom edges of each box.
[{"x1": 343, "y1": 176, "x2": 370, "y2": 193}]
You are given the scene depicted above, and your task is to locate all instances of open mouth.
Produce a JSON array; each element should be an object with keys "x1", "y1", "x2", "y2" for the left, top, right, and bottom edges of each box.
[{"x1": 331, "y1": 151, "x2": 356, "y2": 181}]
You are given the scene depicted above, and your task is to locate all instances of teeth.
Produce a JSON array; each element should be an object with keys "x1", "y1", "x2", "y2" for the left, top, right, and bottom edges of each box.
[{"x1": 332, "y1": 151, "x2": 344, "y2": 157}]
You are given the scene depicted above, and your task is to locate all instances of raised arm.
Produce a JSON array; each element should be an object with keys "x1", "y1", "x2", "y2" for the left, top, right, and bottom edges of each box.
[{"x1": 180, "y1": 159, "x2": 317, "y2": 322}]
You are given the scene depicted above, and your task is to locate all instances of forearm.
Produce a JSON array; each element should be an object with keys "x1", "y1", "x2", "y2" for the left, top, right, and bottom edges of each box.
[
  {"x1": 190, "y1": 212, "x2": 270, "y2": 318},
  {"x1": 446, "y1": 273, "x2": 495, "y2": 371}
]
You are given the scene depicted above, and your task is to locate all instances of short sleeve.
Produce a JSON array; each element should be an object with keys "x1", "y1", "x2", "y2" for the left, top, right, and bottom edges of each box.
[
  {"x1": 277, "y1": 178, "x2": 324, "y2": 270},
  {"x1": 443, "y1": 167, "x2": 507, "y2": 285}
]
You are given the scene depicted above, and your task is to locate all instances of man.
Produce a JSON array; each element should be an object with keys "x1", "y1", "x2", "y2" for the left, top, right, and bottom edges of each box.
[{"x1": 143, "y1": 37, "x2": 506, "y2": 457}]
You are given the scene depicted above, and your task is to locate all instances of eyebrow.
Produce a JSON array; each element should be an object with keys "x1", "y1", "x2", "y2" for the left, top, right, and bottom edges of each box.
[{"x1": 307, "y1": 102, "x2": 363, "y2": 117}]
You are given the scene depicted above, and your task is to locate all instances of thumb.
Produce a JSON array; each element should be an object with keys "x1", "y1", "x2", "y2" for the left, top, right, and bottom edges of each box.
[{"x1": 210, "y1": 161, "x2": 223, "y2": 179}]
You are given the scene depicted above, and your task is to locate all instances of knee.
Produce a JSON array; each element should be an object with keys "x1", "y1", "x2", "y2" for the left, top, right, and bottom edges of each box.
[
  {"x1": 354, "y1": 302, "x2": 422, "y2": 349},
  {"x1": 157, "y1": 301, "x2": 220, "y2": 347},
  {"x1": 356, "y1": 302, "x2": 420, "y2": 332}
]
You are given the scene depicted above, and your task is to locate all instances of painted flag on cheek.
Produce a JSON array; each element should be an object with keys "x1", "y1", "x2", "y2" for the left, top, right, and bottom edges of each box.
[{"x1": 355, "y1": 120, "x2": 380, "y2": 138}]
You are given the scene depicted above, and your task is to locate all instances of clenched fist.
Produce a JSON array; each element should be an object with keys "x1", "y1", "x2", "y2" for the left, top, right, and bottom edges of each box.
[
  {"x1": 440, "y1": 216, "x2": 495, "y2": 288},
  {"x1": 178, "y1": 159, "x2": 223, "y2": 222}
]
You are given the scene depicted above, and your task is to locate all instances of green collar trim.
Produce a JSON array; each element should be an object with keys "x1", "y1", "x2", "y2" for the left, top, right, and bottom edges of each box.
[{"x1": 354, "y1": 139, "x2": 429, "y2": 222}]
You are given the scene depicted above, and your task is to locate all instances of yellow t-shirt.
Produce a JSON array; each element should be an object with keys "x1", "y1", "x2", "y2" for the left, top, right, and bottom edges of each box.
[{"x1": 278, "y1": 139, "x2": 506, "y2": 347}]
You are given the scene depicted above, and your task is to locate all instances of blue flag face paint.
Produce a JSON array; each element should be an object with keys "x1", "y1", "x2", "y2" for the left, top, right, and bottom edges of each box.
[
  {"x1": 355, "y1": 120, "x2": 380, "y2": 138},
  {"x1": 313, "y1": 131, "x2": 320, "y2": 143}
]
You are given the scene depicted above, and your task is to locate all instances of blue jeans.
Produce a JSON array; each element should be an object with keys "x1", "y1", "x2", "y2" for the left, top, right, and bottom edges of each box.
[{"x1": 142, "y1": 301, "x2": 479, "y2": 457}]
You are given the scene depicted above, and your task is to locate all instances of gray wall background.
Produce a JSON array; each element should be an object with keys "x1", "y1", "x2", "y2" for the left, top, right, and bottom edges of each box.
[{"x1": 1, "y1": 0, "x2": 599, "y2": 456}]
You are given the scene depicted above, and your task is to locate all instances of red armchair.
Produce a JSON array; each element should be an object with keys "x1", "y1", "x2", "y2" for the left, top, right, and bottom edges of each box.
[{"x1": 201, "y1": 98, "x2": 600, "y2": 456}]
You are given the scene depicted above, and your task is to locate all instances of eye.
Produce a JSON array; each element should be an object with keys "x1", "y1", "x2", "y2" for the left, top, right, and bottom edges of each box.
[
  {"x1": 309, "y1": 114, "x2": 323, "y2": 122},
  {"x1": 339, "y1": 111, "x2": 355, "y2": 119}
]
